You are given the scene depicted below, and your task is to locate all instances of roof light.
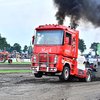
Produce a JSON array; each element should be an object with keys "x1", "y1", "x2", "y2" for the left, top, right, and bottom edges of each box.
[
  {"x1": 40, "y1": 26, "x2": 42, "y2": 28},
  {"x1": 56, "y1": 25, "x2": 59, "y2": 27}
]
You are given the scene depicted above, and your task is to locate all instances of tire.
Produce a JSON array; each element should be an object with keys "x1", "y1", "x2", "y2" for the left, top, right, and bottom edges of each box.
[
  {"x1": 8, "y1": 59, "x2": 12, "y2": 63},
  {"x1": 84, "y1": 70, "x2": 91, "y2": 82},
  {"x1": 34, "y1": 72, "x2": 43, "y2": 78},
  {"x1": 59, "y1": 67, "x2": 70, "y2": 81},
  {"x1": 0, "y1": 55, "x2": 7, "y2": 63}
]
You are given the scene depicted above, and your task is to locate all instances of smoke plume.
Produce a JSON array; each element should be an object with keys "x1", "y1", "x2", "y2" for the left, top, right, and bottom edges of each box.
[{"x1": 53, "y1": 0, "x2": 100, "y2": 29}]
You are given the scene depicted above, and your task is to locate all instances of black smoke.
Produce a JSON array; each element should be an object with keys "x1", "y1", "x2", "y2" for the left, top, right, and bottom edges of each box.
[{"x1": 53, "y1": 0, "x2": 100, "y2": 29}]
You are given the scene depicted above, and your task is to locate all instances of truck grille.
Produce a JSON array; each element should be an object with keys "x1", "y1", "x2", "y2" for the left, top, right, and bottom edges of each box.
[
  {"x1": 31, "y1": 53, "x2": 57, "y2": 72},
  {"x1": 32, "y1": 53, "x2": 56, "y2": 64},
  {"x1": 39, "y1": 55, "x2": 47, "y2": 62},
  {"x1": 39, "y1": 54, "x2": 54, "y2": 63}
]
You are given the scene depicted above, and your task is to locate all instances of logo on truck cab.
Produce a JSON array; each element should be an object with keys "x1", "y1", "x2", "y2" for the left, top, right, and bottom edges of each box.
[
  {"x1": 65, "y1": 49, "x2": 70, "y2": 54},
  {"x1": 41, "y1": 48, "x2": 52, "y2": 52}
]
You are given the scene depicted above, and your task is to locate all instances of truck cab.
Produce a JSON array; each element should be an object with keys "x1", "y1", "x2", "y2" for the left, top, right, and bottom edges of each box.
[{"x1": 31, "y1": 24, "x2": 92, "y2": 82}]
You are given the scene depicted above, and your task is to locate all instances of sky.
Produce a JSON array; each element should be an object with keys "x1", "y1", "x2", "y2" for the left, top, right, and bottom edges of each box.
[{"x1": 0, "y1": 0, "x2": 100, "y2": 53}]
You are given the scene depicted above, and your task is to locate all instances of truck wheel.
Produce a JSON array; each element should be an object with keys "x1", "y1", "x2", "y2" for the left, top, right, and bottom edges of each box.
[
  {"x1": 59, "y1": 67, "x2": 70, "y2": 81},
  {"x1": 84, "y1": 70, "x2": 91, "y2": 82},
  {"x1": 34, "y1": 72, "x2": 43, "y2": 78}
]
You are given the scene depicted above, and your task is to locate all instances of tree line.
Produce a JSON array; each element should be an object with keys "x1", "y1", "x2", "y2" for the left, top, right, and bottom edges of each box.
[{"x1": 0, "y1": 34, "x2": 32, "y2": 54}]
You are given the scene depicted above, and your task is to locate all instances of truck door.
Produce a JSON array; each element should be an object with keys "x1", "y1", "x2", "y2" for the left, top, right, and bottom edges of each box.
[{"x1": 64, "y1": 32, "x2": 72, "y2": 57}]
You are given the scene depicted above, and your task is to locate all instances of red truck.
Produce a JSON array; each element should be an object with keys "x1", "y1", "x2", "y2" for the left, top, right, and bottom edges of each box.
[{"x1": 31, "y1": 24, "x2": 97, "y2": 82}]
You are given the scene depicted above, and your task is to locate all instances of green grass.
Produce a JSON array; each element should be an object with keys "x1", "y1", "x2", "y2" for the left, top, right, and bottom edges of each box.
[
  {"x1": 0, "y1": 70, "x2": 32, "y2": 73},
  {"x1": 0, "y1": 62, "x2": 31, "y2": 65}
]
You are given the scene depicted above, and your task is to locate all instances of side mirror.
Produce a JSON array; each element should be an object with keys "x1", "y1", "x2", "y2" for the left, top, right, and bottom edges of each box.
[
  {"x1": 65, "y1": 37, "x2": 69, "y2": 44},
  {"x1": 32, "y1": 36, "x2": 35, "y2": 44}
]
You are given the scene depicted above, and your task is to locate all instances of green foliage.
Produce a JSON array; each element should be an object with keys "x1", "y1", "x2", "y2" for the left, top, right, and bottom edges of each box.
[
  {"x1": 0, "y1": 34, "x2": 13, "y2": 52},
  {"x1": 0, "y1": 34, "x2": 33, "y2": 53},
  {"x1": 90, "y1": 42, "x2": 99, "y2": 56},
  {"x1": 13, "y1": 43, "x2": 21, "y2": 52},
  {"x1": 28, "y1": 42, "x2": 33, "y2": 54},
  {"x1": 6, "y1": 44, "x2": 13, "y2": 53},
  {"x1": 90, "y1": 42, "x2": 99, "y2": 51},
  {"x1": 28, "y1": 45, "x2": 32, "y2": 54},
  {"x1": 23, "y1": 45, "x2": 28, "y2": 53},
  {"x1": 78, "y1": 38, "x2": 86, "y2": 53},
  {"x1": 0, "y1": 37, "x2": 8, "y2": 50}
]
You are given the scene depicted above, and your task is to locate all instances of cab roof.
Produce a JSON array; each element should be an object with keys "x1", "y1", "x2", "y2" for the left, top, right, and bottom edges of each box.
[{"x1": 35, "y1": 24, "x2": 78, "y2": 34}]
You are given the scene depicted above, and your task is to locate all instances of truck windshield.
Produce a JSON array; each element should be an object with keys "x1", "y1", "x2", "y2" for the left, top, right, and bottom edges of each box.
[{"x1": 35, "y1": 30, "x2": 64, "y2": 45}]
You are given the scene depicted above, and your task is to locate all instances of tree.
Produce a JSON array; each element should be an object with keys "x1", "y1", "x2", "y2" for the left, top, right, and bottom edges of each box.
[
  {"x1": 6, "y1": 44, "x2": 11, "y2": 52},
  {"x1": 0, "y1": 34, "x2": 23, "y2": 53},
  {"x1": 10, "y1": 46, "x2": 14, "y2": 53},
  {"x1": 0, "y1": 37, "x2": 8, "y2": 50},
  {"x1": 0, "y1": 34, "x2": 11, "y2": 51},
  {"x1": 23, "y1": 45, "x2": 28, "y2": 53},
  {"x1": 90, "y1": 42, "x2": 99, "y2": 57},
  {"x1": 6, "y1": 44, "x2": 14, "y2": 53},
  {"x1": 78, "y1": 38, "x2": 86, "y2": 53},
  {"x1": 28, "y1": 45, "x2": 33, "y2": 54},
  {"x1": 13, "y1": 43, "x2": 21, "y2": 52},
  {"x1": 28, "y1": 41, "x2": 33, "y2": 54}
]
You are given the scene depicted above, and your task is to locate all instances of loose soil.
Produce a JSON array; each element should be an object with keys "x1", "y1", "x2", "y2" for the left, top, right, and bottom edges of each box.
[{"x1": 0, "y1": 73, "x2": 100, "y2": 100}]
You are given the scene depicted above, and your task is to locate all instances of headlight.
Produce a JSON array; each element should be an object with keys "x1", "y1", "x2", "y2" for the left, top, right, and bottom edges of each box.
[
  {"x1": 33, "y1": 55, "x2": 36, "y2": 62},
  {"x1": 33, "y1": 55, "x2": 36, "y2": 59},
  {"x1": 54, "y1": 55, "x2": 58, "y2": 63}
]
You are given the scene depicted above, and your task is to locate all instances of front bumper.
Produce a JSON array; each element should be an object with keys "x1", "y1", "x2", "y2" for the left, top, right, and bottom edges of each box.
[
  {"x1": 31, "y1": 66, "x2": 57, "y2": 73},
  {"x1": 31, "y1": 52, "x2": 58, "y2": 73}
]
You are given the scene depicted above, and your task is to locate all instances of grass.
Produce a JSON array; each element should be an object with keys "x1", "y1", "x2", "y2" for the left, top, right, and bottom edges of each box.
[
  {"x1": 0, "y1": 62, "x2": 31, "y2": 65},
  {"x1": 0, "y1": 62, "x2": 32, "y2": 73},
  {"x1": 0, "y1": 70, "x2": 32, "y2": 73}
]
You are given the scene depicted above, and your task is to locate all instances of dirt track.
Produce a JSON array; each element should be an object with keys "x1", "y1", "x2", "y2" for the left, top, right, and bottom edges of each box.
[
  {"x1": 0, "y1": 64, "x2": 100, "y2": 100},
  {"x1": 0, "y1": 64, "x2": 30, "y2": 70},
  {"x1": 0, "y1": 72, "x2": 100, "y2": 100}
]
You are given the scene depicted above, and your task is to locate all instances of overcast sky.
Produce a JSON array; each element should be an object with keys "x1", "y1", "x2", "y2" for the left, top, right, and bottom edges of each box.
[{"x1": 0, "y1": 0, "x2": 100, "y2": 53}]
